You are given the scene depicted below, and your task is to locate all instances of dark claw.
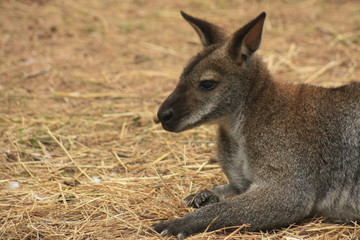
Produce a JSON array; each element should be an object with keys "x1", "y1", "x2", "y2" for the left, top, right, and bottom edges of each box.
[
  {"x1": 177, "y1": 233, "x2": 186, "y2": 240},
  {"x1": 183, "y1": 190, "x2": 220, "y2": 208},
  {"x1": 153, "y1": 220, "x2": 190, "y2": 239},
  {"x1": 160, "y1": 229, "x2": 169, "y2": 236}
]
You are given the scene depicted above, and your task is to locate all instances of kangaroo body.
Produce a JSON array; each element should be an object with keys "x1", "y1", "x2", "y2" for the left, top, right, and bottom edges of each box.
[{"x1": 154, "y1": 12, "x2": 360, "y2": 239}]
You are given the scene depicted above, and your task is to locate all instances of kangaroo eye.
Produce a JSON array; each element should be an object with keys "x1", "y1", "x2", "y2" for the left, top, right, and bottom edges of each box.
[{"x1": 198, "y1": 80, "x2": 219, "y2": 91}]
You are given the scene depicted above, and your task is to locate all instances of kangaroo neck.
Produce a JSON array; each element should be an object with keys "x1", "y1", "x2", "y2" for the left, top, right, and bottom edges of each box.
[{"x1": 219, "y1": 57, "x2": 275, "y2": 139}]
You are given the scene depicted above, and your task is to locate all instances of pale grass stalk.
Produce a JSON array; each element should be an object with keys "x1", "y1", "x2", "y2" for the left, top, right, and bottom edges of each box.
[
  {"x1": 152, "y1": 151, "x2": 172, "y2": 164},
  {"x1": 113, "y1": 151, "x2": 128, "y2": 173},
  {"x1": 305, "y1": 61, "x2": 338, "y2": 83},
  {"x1": 46, "y1": 127, "x2": 92, "y2": 181}
]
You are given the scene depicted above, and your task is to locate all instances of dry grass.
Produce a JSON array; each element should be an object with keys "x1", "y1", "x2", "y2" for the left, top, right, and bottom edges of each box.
[{"x1": 0, "y1": 0, "x2": 359, "y2": 239}]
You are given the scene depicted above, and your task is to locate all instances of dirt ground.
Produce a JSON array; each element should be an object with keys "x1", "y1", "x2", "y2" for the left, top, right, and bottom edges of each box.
[{"x1": 0, "y1": 0, "x2": 359, "y2": 239}]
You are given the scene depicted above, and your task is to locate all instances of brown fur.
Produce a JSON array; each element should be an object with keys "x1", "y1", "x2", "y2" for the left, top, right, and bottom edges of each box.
[{"x1": 155, "y1": 11, "x2": 360, "y2": 239}]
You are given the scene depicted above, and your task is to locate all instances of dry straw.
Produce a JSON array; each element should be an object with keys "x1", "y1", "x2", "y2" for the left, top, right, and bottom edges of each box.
[{"x1": 0, "y1": 0, "x2": 359, "y2": 239}]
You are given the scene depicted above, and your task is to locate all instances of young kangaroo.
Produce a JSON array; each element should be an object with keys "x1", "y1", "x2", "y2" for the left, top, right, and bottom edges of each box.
[{"x1": 154, "y1": 11, "x2": 360, "y2": 239}]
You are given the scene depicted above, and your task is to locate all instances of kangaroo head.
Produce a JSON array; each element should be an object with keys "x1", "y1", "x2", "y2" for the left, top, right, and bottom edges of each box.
[{"x1": 157, "y1": 12, "x2": 266, "y2": 132}]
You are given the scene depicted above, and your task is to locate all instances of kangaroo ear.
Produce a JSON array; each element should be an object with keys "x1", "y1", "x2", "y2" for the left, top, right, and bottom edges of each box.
[
  {"x1": 180, "y1": 11, "x2": 226, "y2": 47},
  {"x1": 227, "y1": 12, "x2": 266, "y2": 62}
]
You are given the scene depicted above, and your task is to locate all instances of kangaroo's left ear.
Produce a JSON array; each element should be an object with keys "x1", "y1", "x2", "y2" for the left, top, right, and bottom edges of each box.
[
  {"x1": 180, "y1": 11, "x2": 226, "y2": 47},
  {"x1": 227, "y1": 12, "x2": 266, "y2": 63}
]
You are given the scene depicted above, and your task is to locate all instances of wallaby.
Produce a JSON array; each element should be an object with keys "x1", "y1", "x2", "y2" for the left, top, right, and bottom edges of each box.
[{"x1": 154, "y1": 11, "x2": 360, "y2": 239}]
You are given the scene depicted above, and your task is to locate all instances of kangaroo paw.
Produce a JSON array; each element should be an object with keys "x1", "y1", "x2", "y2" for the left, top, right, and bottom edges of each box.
[
  {"x1": 183, "y1": 190, "x2": 220, "y2": 208},
  {"x1": 153, "y1": 219, "x2": 189, "y2": 239}
]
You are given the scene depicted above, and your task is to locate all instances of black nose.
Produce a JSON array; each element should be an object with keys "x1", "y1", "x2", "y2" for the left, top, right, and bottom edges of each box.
[{"x1": 158, "y1": 107, "x2": 174, "y2": 123}]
